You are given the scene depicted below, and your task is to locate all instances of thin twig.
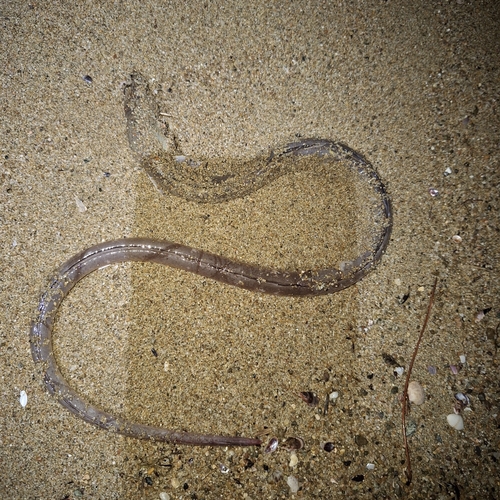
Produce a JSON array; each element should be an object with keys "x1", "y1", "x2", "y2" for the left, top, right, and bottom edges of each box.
[{"x1": 402, "y1": 277, "x2": 438, "y2": 486}]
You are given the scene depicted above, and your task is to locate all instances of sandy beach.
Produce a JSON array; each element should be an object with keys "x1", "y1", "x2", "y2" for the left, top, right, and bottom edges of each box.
[{"x1": 1, "y1": 1, "x2": 499, "y2": 498}]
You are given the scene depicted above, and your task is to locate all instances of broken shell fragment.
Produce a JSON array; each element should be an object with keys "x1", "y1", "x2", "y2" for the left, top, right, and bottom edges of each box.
[
  {"x1": 454, "y1": 392, "x2": 470, "y2": 413},
  {"x1": 264, "y1": 437, "x2": 279, "y2": 453},
  {"x1": 299, "y1": 391, "x2": 319, "y2": 407},
  {"x1": 407, "y1": 381, "x2": 425, "y2": 405},
  {"x1": 447, "y1": 413, "x2": 464, "y2": 430},
  {"x1": 282, "y1": 436, "x2": 304, "y2": 451}
]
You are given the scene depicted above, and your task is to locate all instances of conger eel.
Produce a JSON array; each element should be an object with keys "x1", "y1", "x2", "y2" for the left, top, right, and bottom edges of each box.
[{"x1": 30, "y1": 73, "x2": 392, "y2": 447}]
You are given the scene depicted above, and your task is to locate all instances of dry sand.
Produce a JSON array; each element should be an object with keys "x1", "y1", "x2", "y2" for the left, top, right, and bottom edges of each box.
[{"x1": 1, "y1": 0, "x2": 499, "y2": 498}]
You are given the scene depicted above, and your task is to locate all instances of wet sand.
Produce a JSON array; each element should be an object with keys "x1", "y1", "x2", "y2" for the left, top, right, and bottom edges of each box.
[{"x1": 1, "y1": 1, "x2": 499, "y2": 498}]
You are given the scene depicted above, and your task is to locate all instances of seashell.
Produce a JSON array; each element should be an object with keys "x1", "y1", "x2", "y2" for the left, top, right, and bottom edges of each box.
[
  {"x1": 299, "y1": 391, "x2": 319, "y2": 407},
  {"x1": 452, "y1": 234, "x2": 462, "y2": 243},
  {"x1": 455, "y1": 392, "x2": 470, "y2": 405},
  {"x1": 282, "y1": 436, "x2": 304, "y2": 451},
  {"x1": 394, "y1": 367, "x2": 405, "y2": 377},
  {"x1": 407, "y1": 381, "x2": 425, "y2": 405},
  {"x1": 19, "y1": 390, "x2": 27, "y2": 408},
  {"x1": 447, "y1": 413, "x2": 464, "y2": 430},
  {"x1": 454, "y1": 392, "x2": 470, "y2": 414},
  {"x1": 264, "y1": 437, "x2": 279, "y2": 454}
]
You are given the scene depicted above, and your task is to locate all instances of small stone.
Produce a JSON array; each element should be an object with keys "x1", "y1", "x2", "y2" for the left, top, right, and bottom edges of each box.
[
  {"x1": 219, "y1": 464, "x2": 230, "y2": 474},
  {"x1": 408, "y1": 381, "x2": 425, "y2": 405},
  {"x1": 329, "y1": 391, "x2": 339, "y2": 402},
  {"x1": 405, "y1": 420, "x2": 417, "y2": 437},
  {"x1": 289, "y1": 452, "x2": 298, "y2": 468},
  {"x1": 355, "y1": 435, "x2": 368, "y2": 446},
  {"x1": 171, "y1": 478, "x2": 180, "y2": 489},
  {"x1": 287, "y1": 475, "x2": 299, "y2": 494},
  {"x1": 323, "y1": 442, "x2": 335, "y2": 452},
  {"x1": 159, "y1": 493, "x2": 170, "y2": 500}
]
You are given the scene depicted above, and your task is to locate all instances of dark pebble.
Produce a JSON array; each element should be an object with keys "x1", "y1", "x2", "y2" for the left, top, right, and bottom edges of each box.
[
  {"x1": 323, "y1": 442, "x2": 335, "y2": 452},
  {"x1": 355, "y1": 435, "x2": 368, "y2": 446}
]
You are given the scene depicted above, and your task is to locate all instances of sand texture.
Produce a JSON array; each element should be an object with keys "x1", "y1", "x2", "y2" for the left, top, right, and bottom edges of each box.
[{"x1": 1, "y1": 0, "x2": 499, "y2": 498}]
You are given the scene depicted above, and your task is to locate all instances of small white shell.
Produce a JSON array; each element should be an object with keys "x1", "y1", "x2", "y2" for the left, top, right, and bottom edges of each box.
[
  {"x1": 452, "y1": 235, "x2": 462, "y2": 243},
  {"x1": 287, "y1": 475, "x2": 299, "y2": 494},
  {"x1": 159, "y1": 493, "x2": 170, "y2": 500},
  {"x1": 408, "y1": 381, "x2": 425, "y2": 405},
  {"x1": 289, "y1": 452, "x2": 298, "y2": 468},
  {"x1": 394, "y1": 367, "x2": 405, "y2": 377},
  {"x1": 329, "y1": 391, "x2": 339, "y2": 402},
  {"x1": 19, "y1": 390, "x2": 27, "y2": 408},
  {"x1": 459, "y1": 354, "x2": 466, "y2": 364},
  {"x1": 447, "y1": 413, "x2": 464, "y2": 430}
]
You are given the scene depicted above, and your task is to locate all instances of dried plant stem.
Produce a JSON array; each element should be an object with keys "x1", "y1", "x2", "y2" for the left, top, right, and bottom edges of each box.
[{"x1": 402, "y1": 277, "x2": 438, "y2": 486}]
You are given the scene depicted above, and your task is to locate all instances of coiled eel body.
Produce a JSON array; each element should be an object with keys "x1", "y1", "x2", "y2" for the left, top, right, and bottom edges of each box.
[{"x1": 30, "y1": 74, "x2": 392, "y2": 446}]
